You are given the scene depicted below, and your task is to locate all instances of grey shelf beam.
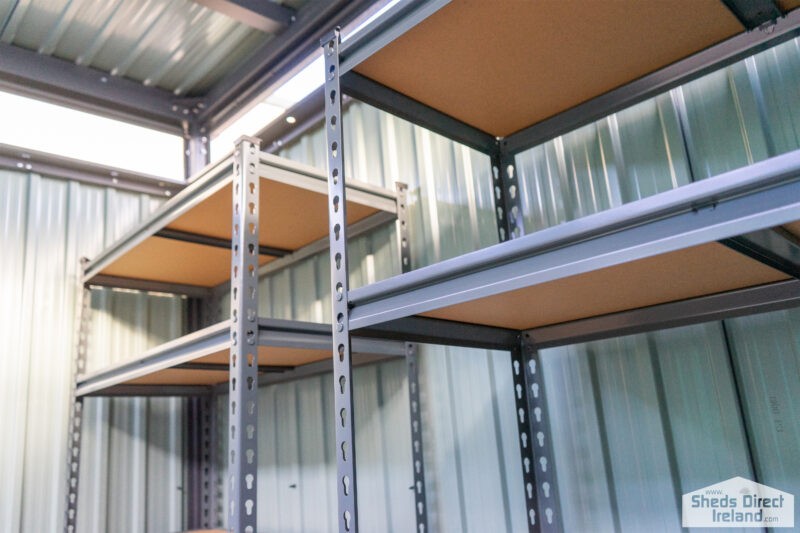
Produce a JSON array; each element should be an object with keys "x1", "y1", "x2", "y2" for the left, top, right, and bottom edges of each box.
[
  {"x1": 526, "y1": 279, "x2": 800, "y2": 350},
  {"x1": 155, "y1": 228, "x2": 292, "y2": 257},
  {"x1": 75, "y1": 321, "x2": 231, "y2": 397},
  {"x1": 0, "y1": 143, "x2": 183, "y2": 197},
  {"x1": 253, "y1": 210, "x2": 397, "y2": 281},
  {"x1": 721, "y1": 0, "x2": 782, "y2": 30},
  {"x1": 357, "y1": 316, "x2": 518, "y2": 350},
  {"x1": 722, "y1": 228, "x2": 800, "y2": 279},
  {"x1": 193, "y1": 0, "x2": 296, "y2": 33},
  {"x1": 0, "y1": 42, "x2": 190, "y2": 134},
  {"x1": 501, "y1": 8, "x2": 800, "y2": 155},
  {"x1": 347, "y1": 149, "x2": 800, "y2": 330},
  {"x1": 74, "y1": 318, "x2": 407, "y2": 397},
  {"x1": 340, "y1": 71, "x2": 496, "y2": 154},
  {"x1": 81, "y1": 384, "x2": 214, "y2": 397},
  {"x1": 88, "y1": 274, "x2": 212, "y2": 298}
]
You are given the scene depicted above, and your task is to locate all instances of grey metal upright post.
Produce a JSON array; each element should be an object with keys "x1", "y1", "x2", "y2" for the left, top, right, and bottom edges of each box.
[
  {"x1": 492, "y1": 143, "x2": 525, "y2": 242},
  {"x1": 491, "y1": 145, "x2": 562, "y2": 532},
  {"x1": 323, "y1": 28, "x2": 359, "y2": 533},
  {"x1": 64, "y1": 270, "x2": 91, "y2": 533},
  {"x1": 516, "y1": 336, "x2": 562, "y2": 532},
  {"x1": 396, "y1": 182, "x2": 429, "y2": 533},
  {"x1": 229, "y1": 136, "x2": 261, "y2": 533},
  {"x1": 184, "y1": 122, "x2": 211, "y2": 180},
  {"x1": 186, "y1": 393, "x2": 218, "y2": 529}
]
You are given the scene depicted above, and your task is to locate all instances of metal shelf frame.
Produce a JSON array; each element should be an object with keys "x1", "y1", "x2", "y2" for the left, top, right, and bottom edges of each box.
[
  {"x1": 64, "y1": 136, "x2": 432, "y2": 533},
  {"x1": 322, "y1": 3, "x2": 800, "y2": 532}
]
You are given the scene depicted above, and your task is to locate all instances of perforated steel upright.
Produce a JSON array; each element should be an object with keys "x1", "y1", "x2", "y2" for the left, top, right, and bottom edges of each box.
[
  {"x1": 228, "y1": 136, "x2": 261, "y2": 532},
  {"x1": 63, "y1": 277, "x2": 91, "y2": 533},
  {"x1": 396, "y1": 182, "x2": 429, "y2": 533},
  {"x1": 323, "y1": 29, "x2": 359, "y2": 533},
  {"x1": 492, "y1": 147, "x2": 562, "y2": 532}
]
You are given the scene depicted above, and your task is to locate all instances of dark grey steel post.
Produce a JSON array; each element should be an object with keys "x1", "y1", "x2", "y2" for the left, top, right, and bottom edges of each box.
[
  {"x1": 405, "y1": 342, "x2": 429, "y2": 533},
  {"x1": 323, "y1": 28, "x2": 359, "y2": 533},
  {"x1": 395, "y1": 182, "x2": 429, "y2": 533},
  {"x1": 184, "y1": 123, "x2": 211, "y2": 180},
  {"x1": 186, "y1": 393, "x2": 218, "y2": 529},
  {"x1": 202, "y1": 392, "x2": 219, "y2": 528},
  {"x1": 492, "y1": 143, "x2": 525, "y2": 242},
  {"x1": 64, "y1": 274, "x2": 91, "y2": 533},
  {"x1": 491, "y1": 146, "x2": 562, "y2": 531},
  {"x1": 517, "y1": 335, "x2": 562, "y2": 532},
  {"x1": 229, "y1": 136, "x2": 261, "y2": 533}
]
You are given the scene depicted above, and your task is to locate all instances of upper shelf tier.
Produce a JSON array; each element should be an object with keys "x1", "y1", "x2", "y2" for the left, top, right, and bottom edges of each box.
[
  {"x1": 83, "y1": 152, "x2": 397, "y2": 288},
  {"x1": 344, "y1": 0, "x2": 800, "y2": 139},
  {"x1": 346, "y1": 150, "x2": 800, "y2": 335}
]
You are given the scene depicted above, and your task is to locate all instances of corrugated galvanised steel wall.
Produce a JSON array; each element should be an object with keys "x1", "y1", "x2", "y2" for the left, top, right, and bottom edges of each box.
[{"x1": 0, "y1": 170, "x2": 184, "y2": 533}]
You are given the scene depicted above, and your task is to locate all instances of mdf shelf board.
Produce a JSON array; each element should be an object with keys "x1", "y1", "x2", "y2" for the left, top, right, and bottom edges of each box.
[
  {"x1": 98, "y1": 236, "x2": 275, "y2": 287},
  {"x1": 354, "y1": 0, "x2": 744, "y2": 137},
  {"x1": 165, "y1": 178, "x2": 380, "y2": 251},
  {"x1": 420, "y1": 242, "x2": 789, "y2": 331}
]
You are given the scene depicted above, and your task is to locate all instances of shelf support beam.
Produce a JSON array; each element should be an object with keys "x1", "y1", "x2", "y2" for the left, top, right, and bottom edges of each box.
[
  {"x1": 192, "y1": 0, "x2": 296, "y2": 33},
  {"x1": 340, "y1": 72, "x2": 497, "y2": 154},
  {"x1": 64, "y1": 277, "x2": 91, "y2": 533},
  {"x1": 228, "y1": 136, "x2": 261, "y2": 533},
  {"x1": 525, "y1": 279, "x2": 800, "y2": 349},
  {"x1": 721, "y1": 227, "x2": 800, "y2": 280},
  {"x1": 324, "y1": 29, "x2": 360, "y2": 533}
]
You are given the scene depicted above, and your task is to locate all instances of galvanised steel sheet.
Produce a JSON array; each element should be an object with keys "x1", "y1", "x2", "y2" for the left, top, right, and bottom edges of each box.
[
  {"x1": 0, "y1": 169, "x2": 184, "y2": 532},
  {"x1": 0, "y1": 0, "x2": 303, "y2": 95}
]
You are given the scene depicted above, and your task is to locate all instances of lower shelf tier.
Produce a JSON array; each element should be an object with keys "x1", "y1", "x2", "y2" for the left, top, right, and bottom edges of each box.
[{"x1": 76, "y1": 318, "x2": 405, "y2": 396}]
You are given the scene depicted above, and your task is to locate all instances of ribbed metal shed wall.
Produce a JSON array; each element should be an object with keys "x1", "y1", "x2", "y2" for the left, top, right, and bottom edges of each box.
[
  {"x1": 0, "y1": 171, "x2": 184, "y2": 532},
  {"x1": 0, "y1": 0, "x2": 285, "y2": 96}
]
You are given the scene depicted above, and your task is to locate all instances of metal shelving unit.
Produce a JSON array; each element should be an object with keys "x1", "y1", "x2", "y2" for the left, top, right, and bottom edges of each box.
[
  {"x1": 321, "y1": 1, "x2": 800, "y2": 532},
  {"x1": 64, "y1": 138, "x2": 422, "y2": 532}
]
